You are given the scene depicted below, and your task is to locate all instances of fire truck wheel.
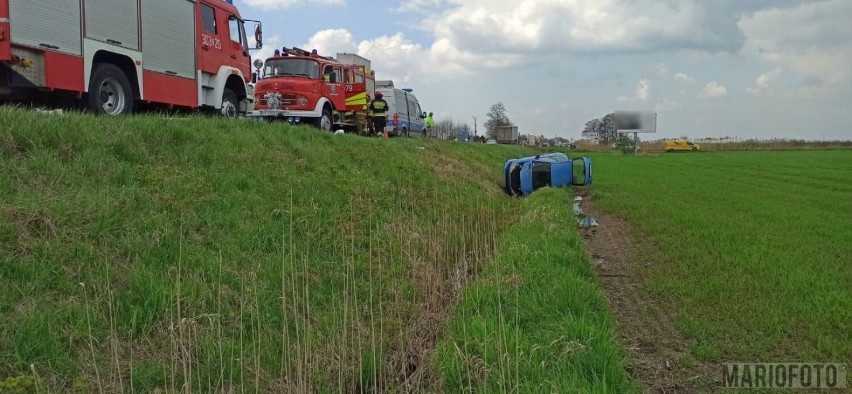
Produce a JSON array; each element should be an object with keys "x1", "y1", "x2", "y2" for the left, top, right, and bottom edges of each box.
[
  {"x1": 316, "y1": 107, "x2": 333, "y2": 131},
  {"x1": 220, "y1": 88, "x2": 238, "y2": 118},
  {"x1": 88, "y1": 64, "x2": 133, "y2": 116}
]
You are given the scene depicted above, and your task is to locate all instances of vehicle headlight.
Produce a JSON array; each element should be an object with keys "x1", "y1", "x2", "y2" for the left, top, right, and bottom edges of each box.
[{"x1": 298, "y1": 96, "x2": 308, "y2": 106}]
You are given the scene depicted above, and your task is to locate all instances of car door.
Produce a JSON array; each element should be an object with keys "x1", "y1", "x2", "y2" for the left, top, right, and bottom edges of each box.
[
  {"x1": 550, "y1": 161, "x2": 572, "y2": 187},
  {"x1": 395, "y1": 90, "x2": 407, "y2": 129},
  {"x1": 518, "y1": 161, "x2": 551, "y2": 195},
  {"x1": 403, "y1": 93, "x2": 415, "y2": 130},
  {"x1": 321, "y1": 64, "x2": 345, "y2": 109},
  {"x1": 410, "y1": 97, "x2": 425, "y2": 133},
  {"x1": 226, "y1": 14, "x2": 250, "y2": 78},
  {"x1": 198, "y1": 2, "x2": 226, "y2": 75},
  {"x1": 571, "y1": 157, "x2": 593, "y2": 186}
]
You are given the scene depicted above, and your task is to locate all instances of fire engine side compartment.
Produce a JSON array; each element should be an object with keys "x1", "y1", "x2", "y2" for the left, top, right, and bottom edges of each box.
[
  {"x1": 9, "y1": 0, "x2": 83, "y2": 57},
  {"x1": 3, "y1": 0, "x2": 84, "y2": 93},
  {"x1": 1, "y1": 1, "x2": 11, "y2": 62},
  {"x1": 84, "y1": 0, "x2": 140, "y2": 51},
  {"x1": 139, "y1": 0, "x2": 197, "y2": 107}
]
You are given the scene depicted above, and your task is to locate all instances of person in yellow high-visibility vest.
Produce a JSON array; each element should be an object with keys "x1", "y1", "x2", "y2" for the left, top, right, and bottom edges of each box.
[{"x1": 425, "y1": 112, "x2": 435, "y2": 138}]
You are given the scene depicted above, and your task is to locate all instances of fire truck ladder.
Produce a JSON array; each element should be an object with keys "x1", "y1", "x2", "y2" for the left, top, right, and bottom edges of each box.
[{"x1": 282, "y1": 47, "x2": 334, "y2": 61}]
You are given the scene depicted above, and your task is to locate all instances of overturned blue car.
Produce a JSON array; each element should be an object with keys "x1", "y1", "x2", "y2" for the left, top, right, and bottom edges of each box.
[{"x1": 503, "y1": 152, "x2": 592, "y2": 196}]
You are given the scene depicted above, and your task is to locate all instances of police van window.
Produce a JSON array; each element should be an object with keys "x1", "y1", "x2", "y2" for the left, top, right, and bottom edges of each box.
[
  {"x1": 228, "y1": 17, "x2": 241, "y2": 44},
  {"x1": 410, "y1": 98, "x2": 419, "y2": 118},
  {"x1": 202, "y1": 5, "x2": 217, "y2": 33}
]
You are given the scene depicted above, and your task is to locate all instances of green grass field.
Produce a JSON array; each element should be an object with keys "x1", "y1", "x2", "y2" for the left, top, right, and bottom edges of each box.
[
  {"x1": 436, "y1": 187, "x2": 634, "y2": 392},
  {"x1": 2, "y1": 107, "x2": 849, "y2": 392},
  {"x1": 0, "y1": 108, "x2": 632, "y2": 392},
  {"x1": 588, "y1": 150, "x2": 852, "y2": 364}
]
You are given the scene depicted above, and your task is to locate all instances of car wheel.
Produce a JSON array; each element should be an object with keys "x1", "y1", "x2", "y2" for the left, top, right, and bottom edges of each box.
[
  {"x1": 87, "y1": 64, "x2": 133, "y2": 115},
  {"x1": 220, "y1": 88, "x2": 238, "y2": 117},
  {"x1": 315, "y1": 107, "x2": 333, "y2": 131}
]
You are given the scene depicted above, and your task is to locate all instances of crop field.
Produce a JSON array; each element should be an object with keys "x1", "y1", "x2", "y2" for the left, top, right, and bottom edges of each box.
[
  {"x1": 0, "y1": 108, "x2": 631, "y2": 392},
  {"x1": 583, "y1": 150, "x2": 852, "y2": 390}
]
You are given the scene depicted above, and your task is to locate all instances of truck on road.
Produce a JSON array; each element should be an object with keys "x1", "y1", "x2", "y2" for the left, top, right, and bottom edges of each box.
[
  {"x1": 494, "y1": 125, "x2": 519, "y2": 144},
  {"x1": 1, "y1": 0, "x2": 261, "y2": 116}
]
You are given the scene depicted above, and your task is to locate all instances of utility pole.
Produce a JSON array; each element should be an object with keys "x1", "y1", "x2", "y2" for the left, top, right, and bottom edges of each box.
[{"x1": 473, "y1": 116, "x2": 478, "y2": 137}]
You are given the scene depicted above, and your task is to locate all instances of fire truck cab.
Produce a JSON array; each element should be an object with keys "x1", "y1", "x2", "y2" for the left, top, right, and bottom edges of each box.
[
  {"x1": 0, "y1": 0, "x2": 261, "y2": 115},
  {"x1": 251, "y1": 48, "x2": 375, "y2": 131}
]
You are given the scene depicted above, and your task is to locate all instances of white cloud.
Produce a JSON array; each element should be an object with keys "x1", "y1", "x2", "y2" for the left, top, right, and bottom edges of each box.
[
  {"x1": 636, "y1": 79, "x2": 651, "y2": 101},
  {"x1": 303, "y1": 29, "x2": 357, "y2": 56},
  {"x1": 698, "y1": 81, "x2": 728, "y2": 99},
  {"x1": 674, "y1": 73, "x2": 695, "y2": 84},
  {"x1": 392, "y1": 0, "x2": 447, "y2": 13},
  {"x1": 259, "y1": 28, "x2": 436, "y2": 85},
  {"x1": 747, "y1": 68, "x2": 783, "y2": 96},
  {"x1": 617, "y1": 78, "x2": 652, "y2": 104},
  {"x1": 243, "y1": 0, "x2": 345, "y2": 10},
  {"x1": 297, "y1": 28, "x2": 495, "y2": 84},
  {"x1": 419, "y1": 0, "x2": 728, "y2": 73},
  {"x1": 655, "y1": 98, "x2": 678, "y2": 113},
  {"x1": 301, "y1": 29, "x2": 443, "y2": 85},
  {"x1": 647, "y1": 63, "x2": 670, "y2": 78},
  {"x1": 357, "y1": 33, "x2": 430, "y2": 85},
  {"x1": 253, "y1": 34, "x2": 282, "y2": 66},
  {"x1": 654, "y1": 63, "x2": 669, "y2": 78},
  {"x1": 738, "y1": 0, "x2": 852, "y2": 97}
]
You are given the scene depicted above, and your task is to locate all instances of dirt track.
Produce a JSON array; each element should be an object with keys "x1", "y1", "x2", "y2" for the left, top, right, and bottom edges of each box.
[{"x1": 579, "y1": 197, "x2": 718, "y2": 393}]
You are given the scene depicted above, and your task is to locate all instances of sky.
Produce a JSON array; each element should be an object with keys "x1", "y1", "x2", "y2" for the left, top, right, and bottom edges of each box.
[{"x1": 234, "y1": 0, "x2": 852, "y2": 140}]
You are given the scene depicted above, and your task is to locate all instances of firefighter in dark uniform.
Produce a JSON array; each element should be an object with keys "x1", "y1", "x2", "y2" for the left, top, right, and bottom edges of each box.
[{"x1": 369, "y1": 91, "x2": 389, "y2": 136}]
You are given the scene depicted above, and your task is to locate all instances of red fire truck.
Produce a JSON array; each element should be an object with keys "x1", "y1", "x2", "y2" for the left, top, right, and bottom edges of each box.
[
  {"x1": 0, "y1": 0, "x2": 261, "y2": 116},
  {"x1": 250, "y1": 47, "x2": 375, "y2": 131}
]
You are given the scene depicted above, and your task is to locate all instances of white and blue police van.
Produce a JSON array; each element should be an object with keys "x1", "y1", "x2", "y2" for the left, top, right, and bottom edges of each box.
[{"x1": 375, "y1": 80, "x2": 427, "y2": 137}]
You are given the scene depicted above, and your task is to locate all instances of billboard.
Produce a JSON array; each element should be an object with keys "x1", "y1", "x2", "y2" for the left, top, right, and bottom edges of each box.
[{"x1": 615, "y1": 111, "x2": 657, "y2": 133}]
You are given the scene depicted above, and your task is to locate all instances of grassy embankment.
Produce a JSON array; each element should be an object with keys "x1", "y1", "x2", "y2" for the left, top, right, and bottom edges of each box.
[
  {"x1": 0, "y1": 107, "x2": 633, "y2": 393},
  {"x1": 587, "y1": 150, "x2": 851, "y2": 365}
]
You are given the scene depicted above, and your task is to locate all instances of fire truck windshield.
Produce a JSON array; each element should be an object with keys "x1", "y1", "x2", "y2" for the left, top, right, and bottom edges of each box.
[{"x1": 262, "y1": 59, "x2": 320, "y2": 79}]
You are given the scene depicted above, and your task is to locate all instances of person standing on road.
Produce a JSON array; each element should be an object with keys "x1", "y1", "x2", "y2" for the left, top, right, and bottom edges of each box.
[
  {"x1": 369, "y1": 91, "x2": 389, "y2": 136},
  {"x1": 425, "y1": 112, "x2": 435, "y2": 138}
]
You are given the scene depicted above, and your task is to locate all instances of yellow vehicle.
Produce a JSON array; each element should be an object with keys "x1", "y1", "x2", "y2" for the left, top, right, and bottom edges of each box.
[{"x1": 665, "y1": 139, "x2": 701, "y2": 152}]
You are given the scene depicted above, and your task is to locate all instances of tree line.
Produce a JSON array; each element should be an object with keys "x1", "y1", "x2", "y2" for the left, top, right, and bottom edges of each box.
[
  {"x1": 430, "y1": 102, "x2": 514, "y2": 139},
  {"x1": 582, "y1": 112, "x2": 617, "y2": 142}
]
